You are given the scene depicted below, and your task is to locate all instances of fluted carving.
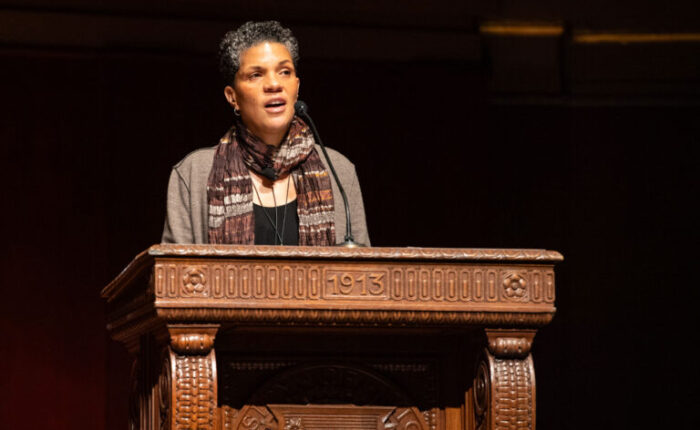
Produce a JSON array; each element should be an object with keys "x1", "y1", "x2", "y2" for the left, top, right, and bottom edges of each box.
[{"x1": 155, "y1": 263, "x2": 555, "y2": 306}]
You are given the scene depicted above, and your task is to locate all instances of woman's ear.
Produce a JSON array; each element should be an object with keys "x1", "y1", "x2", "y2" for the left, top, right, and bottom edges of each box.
[{"x1": 224, "y1": 86, "x2": 237, "y2": 108}]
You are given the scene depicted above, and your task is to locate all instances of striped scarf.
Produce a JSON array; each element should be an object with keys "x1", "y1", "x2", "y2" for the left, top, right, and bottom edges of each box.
[{"x1": 207, "y1": 116, "x2": 336, "y2": 245}]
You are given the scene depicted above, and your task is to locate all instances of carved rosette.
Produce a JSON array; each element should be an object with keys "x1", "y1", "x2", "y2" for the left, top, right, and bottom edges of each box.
[
  {"x1": 181, "y1": 266, "x2": 208, "y2": 297},
  {"x1": 502, "y1": 273, "x2": 527, "y2": 300},
  {"x1": 473, "y1": 349, "x2": 535, "y2": 430}
]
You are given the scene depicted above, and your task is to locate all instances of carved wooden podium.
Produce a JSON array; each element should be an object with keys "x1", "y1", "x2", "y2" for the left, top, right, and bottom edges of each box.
[{"x1": 102, "y1": 245, "x2": 562, "y2": 430}]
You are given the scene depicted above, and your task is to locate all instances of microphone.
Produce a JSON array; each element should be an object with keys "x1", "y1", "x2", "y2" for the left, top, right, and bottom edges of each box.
[
  {"x1": 260, "y1": 166, "x2": 277, "y2": 181},
  {"x1": 295, "y1": 100, "x2": 364, "y2": 247}
]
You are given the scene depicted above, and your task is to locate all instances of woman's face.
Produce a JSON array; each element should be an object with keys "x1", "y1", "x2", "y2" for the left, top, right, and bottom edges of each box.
[{"x1": 225, "y1": 42, "x2": 300, "y2": 144}]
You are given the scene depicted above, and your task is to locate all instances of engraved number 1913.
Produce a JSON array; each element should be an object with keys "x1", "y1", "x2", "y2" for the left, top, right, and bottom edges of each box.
[{"x1": 327, "y1": 273, "x2": 385, "y2": 296}]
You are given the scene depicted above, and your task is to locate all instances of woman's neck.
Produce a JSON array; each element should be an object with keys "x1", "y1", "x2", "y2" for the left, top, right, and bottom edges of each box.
[{"x1": 257, "y1": 130, "x2": 285, "y2": 147}]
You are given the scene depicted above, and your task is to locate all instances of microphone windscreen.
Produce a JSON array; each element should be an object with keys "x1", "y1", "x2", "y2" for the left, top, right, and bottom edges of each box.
[
  {"x1": 294, "y1": 100, "x2": 308, "y2": 116},
  {"x1": 260, "y1": 166, "x2": 278, "y2": 181}
]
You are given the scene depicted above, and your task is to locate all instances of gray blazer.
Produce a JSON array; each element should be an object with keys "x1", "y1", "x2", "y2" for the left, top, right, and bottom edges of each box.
[{"x1": 161, "y1": 145, "x2": 370, "y2": 246}]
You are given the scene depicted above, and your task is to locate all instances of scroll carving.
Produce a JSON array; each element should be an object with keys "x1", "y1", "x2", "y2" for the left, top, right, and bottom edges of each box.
[
  {"x1": 473, "y1": 360, "x2": 489, "y2": 430},
  {"x1": 173, "y1": 352, "x2": 217, "y2": 429},
  {"x1": 473, "y1": 349, "x2": 535, "y2": 430},
  {"x1": 492, "y1": 357, "x2": 534, "y2": 429}
]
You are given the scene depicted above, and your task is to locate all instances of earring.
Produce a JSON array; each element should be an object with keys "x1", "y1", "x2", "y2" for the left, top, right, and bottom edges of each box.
[{"x1": 234, "y1": 107, "x2": 241, "y2": 116}]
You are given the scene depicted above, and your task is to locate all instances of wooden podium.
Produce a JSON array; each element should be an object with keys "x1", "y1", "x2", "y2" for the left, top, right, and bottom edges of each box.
[{"x1": 102, "y1": 244, "x2": 562, "y2": 430}]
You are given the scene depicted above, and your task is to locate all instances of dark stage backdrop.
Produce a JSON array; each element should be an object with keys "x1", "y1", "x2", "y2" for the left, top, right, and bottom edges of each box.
[{"x1": 1, "y1": 6, "x2": 698, "y2": 429}]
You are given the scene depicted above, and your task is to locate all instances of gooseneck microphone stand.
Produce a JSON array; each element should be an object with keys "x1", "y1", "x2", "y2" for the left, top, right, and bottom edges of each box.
[{"x1": 294, "y1": 100, "x2": 365, "y2": 247}]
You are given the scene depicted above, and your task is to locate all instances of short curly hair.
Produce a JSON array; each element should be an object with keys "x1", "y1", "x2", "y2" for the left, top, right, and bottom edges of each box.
[{"x1": 218, "y1": 21, "x2": 300, "y2": 85}]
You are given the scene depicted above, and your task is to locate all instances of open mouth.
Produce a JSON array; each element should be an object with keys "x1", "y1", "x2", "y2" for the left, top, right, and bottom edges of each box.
[{"x1": 265, "y1": 100, "x2": 286, "y2": 108}]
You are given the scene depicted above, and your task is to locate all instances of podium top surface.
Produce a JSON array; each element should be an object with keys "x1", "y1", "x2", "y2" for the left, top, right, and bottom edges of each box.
[{"x1": 148, "y1": 244, "x2": 563, "y2": 262}]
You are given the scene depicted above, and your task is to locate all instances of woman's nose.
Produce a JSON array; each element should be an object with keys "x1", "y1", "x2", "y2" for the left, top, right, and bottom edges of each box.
[{"x1": 263, "y1": 74, "x2": 282, "y2": 92}]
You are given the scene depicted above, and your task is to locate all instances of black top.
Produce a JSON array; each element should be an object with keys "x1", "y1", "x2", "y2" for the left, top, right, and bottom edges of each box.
[{"x1": 253, "y1": 199, "x2": 299, "y2": 245}]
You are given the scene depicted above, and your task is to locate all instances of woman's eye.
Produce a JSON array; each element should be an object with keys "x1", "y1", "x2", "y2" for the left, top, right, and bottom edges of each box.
[
  {"x1": 248, "y1": 73, "x2": 262, "y2": 80},
  {"x1": 280, "y1": 69, "x2": 292, "y2": 76}
]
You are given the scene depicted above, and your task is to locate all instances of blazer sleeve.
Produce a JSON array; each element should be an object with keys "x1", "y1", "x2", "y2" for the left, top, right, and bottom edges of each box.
[
  {"x1": 161, "y1": 167, "x2": 195, "y2": 244},
  {"x1": 347, "y1": 166, "x2": 371, "y2": 246}
]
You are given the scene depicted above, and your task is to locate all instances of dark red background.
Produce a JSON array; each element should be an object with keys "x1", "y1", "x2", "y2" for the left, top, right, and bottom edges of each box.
[{"x1": 1, "y1": 2, "x2": 698, "y2": 428}]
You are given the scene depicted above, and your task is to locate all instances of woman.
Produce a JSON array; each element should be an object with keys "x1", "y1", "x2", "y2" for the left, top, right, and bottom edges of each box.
[{"x1": 162, "y1": 21, "x2": 370, "y2": 246}]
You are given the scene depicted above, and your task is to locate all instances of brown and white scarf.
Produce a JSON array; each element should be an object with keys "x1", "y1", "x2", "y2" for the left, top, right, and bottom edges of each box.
[{"x1": 207, "y1": 116, "x2": 336, "y2": 245}]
